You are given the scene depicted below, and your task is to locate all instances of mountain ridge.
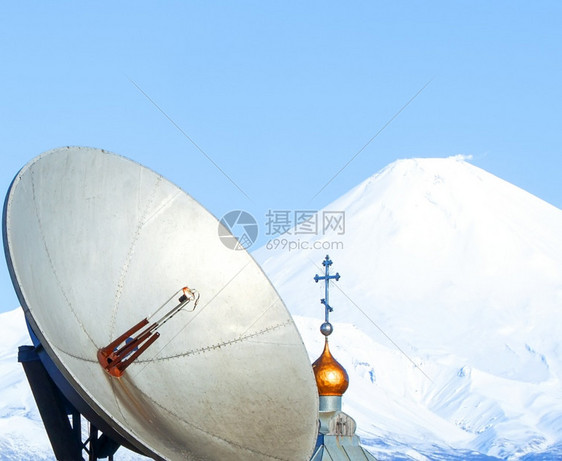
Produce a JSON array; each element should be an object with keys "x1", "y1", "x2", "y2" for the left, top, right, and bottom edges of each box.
[{"x1": 255, "y1": 156, "x2": 562, "y2": 459}]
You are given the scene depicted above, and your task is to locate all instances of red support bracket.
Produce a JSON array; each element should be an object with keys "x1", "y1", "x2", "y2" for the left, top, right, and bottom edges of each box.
[
  {"x1": 97, "y1": 318, "x2": 159, "y2": 378},
  {"x1": 97, "y1": 286, "x2": 199, "y2": 378}
]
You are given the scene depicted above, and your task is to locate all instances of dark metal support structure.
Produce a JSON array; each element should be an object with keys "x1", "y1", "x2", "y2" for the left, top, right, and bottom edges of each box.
[{"x1": 18, "y1": 345, "x2": 121, "y2": 460}]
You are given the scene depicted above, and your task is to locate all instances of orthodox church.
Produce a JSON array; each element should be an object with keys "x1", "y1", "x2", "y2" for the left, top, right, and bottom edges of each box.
[{"x1": 309, "y1": 256, "x2": 377, "y2": 461}]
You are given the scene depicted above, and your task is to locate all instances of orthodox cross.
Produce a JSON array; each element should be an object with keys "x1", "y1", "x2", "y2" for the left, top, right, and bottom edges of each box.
[{"x1": 314, "y1": 255, "x2": 340, "y2": 336}]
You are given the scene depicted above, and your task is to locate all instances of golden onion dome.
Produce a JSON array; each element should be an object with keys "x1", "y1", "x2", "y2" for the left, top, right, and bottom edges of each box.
[{"x1": 312, "y1": 339, "x2": 349, "y2": 396}]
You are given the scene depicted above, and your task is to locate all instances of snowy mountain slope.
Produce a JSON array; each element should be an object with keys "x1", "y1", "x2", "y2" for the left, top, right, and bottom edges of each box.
[
  {"x1": 2, "y1": 156, "x2": 562, "y2": 460},
  {"x1": 0, "y1": 309, "x2": 53, "y2": 460},
  {"x1": 254, "y1": 156, "x2": 562, "y2": 459}
]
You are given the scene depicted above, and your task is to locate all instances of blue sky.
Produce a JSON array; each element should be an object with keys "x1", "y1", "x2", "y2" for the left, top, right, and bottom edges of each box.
[{"x1": 1, "y1": 2, "x2": 561, "y2": 312}]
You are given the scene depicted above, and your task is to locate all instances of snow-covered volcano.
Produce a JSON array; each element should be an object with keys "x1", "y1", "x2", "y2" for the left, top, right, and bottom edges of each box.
[
  {"x1": 255, "y1": 156, "x2": 562, "y2": 459},
  {"x1": 2, "y1": 156, "x2": 562, "y2": 460}
]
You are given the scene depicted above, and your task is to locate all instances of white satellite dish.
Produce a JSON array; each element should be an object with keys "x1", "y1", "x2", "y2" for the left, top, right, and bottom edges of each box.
[{"x1": 3, "y1": 147, "x2": 319, "y2": 460}]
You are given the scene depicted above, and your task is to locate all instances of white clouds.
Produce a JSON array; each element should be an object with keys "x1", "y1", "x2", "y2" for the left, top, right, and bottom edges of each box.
[{"x1": 450, "y1": 154, "x2": 474, "y2": 161}]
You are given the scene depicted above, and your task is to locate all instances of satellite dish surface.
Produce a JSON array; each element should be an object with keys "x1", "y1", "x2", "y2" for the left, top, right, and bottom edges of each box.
[{"x1": 3, "y1": 147, "x2": 319, "y2": 460}]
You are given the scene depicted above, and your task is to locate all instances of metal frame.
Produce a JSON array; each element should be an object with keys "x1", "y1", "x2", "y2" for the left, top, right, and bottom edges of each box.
[{"x1": 18, "y1": 344, "x2": 121, "y2": 461}]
